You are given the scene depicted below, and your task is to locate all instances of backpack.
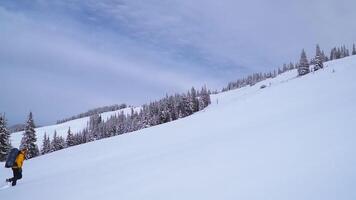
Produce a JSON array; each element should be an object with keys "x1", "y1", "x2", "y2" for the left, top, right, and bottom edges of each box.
[{"x1": 5, "y1": 148, "x2": 19, "y2": 168}]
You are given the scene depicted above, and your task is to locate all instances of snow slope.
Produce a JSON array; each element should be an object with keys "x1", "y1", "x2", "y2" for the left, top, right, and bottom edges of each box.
[
  {"x1": 1, "y1": 56, "x2": 356, "y2": 200},
  {"x1": 10, "y1": 107, "x2": 141, "y2": 148}
]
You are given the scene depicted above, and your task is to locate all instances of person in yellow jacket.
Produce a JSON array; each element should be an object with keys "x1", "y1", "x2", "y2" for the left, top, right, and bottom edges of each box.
[{"x1": 6, "y1": 149, "x2": 27, "y2": 186}]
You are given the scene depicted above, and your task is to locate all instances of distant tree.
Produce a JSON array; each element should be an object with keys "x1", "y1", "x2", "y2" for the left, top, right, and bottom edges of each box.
[
  {"x1": 277, "y1": 67, "x2": 282, "y2": 75},
  {"x1": 314, "y1": 44, "x2": 324, "y2": 71},
  {"x1": 298, "y1": 49, "x2": 310, "y2": 76},
  {"x1": 353, "y1": 44, "x2": 356, "y2": 55},
  {"x1": 40, "y1": 133, "x2": 51, "y2": 155},
  {"x1": 51, "y1": 131, "x2": 66, "y2": 152},
  {"x1": 344, "y1": 45, "x2": 350, "y2": 57},
  {"x1": 50, "y1": 131, "x2": 57, "y2": 152},
  {"x1": 180, "y1": 95, "x2": 192, "y2": 117},
  {"x1": 76, "y1": 128, "x2": 90, "y2": 145},
  {"x1": 0, "y1": 114, "x2": 11, "y2": 161},
  {"x1": 56, "y1": 104, "x2": 127, "y2": 124},
  {"x1": 282, "y1": 64, "x2": 288, "y2": 72},
  {"x1": 66, "y1": 127, "x2": 75, "y2": 147},
  {"x1": 189, "y1": 87, "x2": 199, "y2": 113},
  {"x1": 336, "y1": 47, "x2": 342, "y2": 59},
  {"x1": 167, "y1": 96, "x2": 177, "y2": 121},
  {"x1": 20, "y1": 112, "x2": 39, "y2": 159},
  {"x1": 199, "y1": 86, "x2": 211, "y2": 110},
  {"x1": 88, "y1": 114, "x2": 102, "y2": 140},
  {"x1": 330, "y1": 47, "x2": 336, "y2": 60},
  {"x1": 158, "y1": 98, "x2": 171, "y2": 123},
  {"x1": 321, "y1": 51, "x2": 328, "y2": 62},
  {"x1": 57, "y1": 136, "x2": 66, "y2": 150}
]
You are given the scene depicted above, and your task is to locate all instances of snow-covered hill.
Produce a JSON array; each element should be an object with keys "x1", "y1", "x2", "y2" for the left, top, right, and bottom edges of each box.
[
  {"x1": 10, "y1": 107, "x2": 141, "y2": 148},
  {"x1": 1, "y1": 56, "x2": 356, "y2": 200}
]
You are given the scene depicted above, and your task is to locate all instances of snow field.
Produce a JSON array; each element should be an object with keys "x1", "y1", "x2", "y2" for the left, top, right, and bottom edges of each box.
[{"x1": 1, "y1": 56, "x2": 356, "y2": 200}]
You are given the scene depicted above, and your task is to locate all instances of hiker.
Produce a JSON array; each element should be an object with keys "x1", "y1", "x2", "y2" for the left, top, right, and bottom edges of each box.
[{"x1": 6, "y1": 149, "x2": 27, "y2": 186}]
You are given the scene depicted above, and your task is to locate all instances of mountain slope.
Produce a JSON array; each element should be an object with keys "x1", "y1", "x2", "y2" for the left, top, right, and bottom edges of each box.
[
  {"x1": 10, "y1": 107, "x2": 141, "y2": 148},
  {"x1": 1, "y1": 56, "x2": 356, "y2": 200}
]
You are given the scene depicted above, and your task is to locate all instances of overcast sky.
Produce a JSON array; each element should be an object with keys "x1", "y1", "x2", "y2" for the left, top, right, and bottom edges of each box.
[{"x1": 1, "y1": 0, "x2": 356, "y2": 126}]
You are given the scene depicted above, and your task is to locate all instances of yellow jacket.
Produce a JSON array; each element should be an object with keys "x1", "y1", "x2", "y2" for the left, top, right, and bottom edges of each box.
[{"x1": 14, "y1": 152, "x2": 25, "y2": 169}]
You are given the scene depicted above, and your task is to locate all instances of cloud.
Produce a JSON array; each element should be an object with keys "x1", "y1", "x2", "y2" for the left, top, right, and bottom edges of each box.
[
  {"x1": 0, "y1": 6, "x2": 217, "y2": 125},
  {"x1": 1, "y1": 0, "x2": 356, "y2": 125}
]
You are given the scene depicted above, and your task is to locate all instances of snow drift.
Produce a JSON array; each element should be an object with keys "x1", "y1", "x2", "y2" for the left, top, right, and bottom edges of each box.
[{"x1": 1, "y1": 56, "x2": 356, "y2": 200}]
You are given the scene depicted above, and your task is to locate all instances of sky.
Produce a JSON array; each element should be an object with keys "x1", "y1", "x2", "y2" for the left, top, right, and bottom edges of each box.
[{"x1": 1, "y1": 0, "x2": 356, "y2": 126}]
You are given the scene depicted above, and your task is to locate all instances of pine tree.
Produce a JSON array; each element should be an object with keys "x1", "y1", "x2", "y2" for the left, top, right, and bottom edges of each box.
[
  {"x1": 66, "y1": 127, "x2": 75, "y2": 147},
  {"x1": 51, "y1": 131, "x2": 66, "y2": 152},
  {"x1": 298, "y1": 49, "x2": 310, "y2": 76},
  {"x1": 353, "y1": 44, "x2": 356, "y2": 55},
  {"x1": 57, "y1": 136, "x2": 66, "y2": 150},
  {"x1": 321, "y1": 51, "x2": 328, "y2": 62},
  {"x1": 41, "y1": 133, "x2": 51, "y2": 155},
  {"x1": 189, "y1": 87, "x2": 199, "y2": 113},
  {"x1": 167, "y1": 96, "x2": 177, "y2": 121},
  {"x1": 330, "y1": 48, "x2": 336, "y2": 60},
  {"x1": 50, "y1": 131, "x2": 57, "y2": 152},
  {"x1": 158, "y1": 99, "x2": 170, "y2": 124},
  {"x1": 314, "y1": 44, "x2": 324, "y2": 71},
  {"x1": 336, "y1": 47, "x2": 341, "y2": 59},
  {"x1": 199, "y1": 86, "x2": 211, "y2": 110},
  {"x1": 288, "y1": 62, "x2": 295, "y2": 70},
  {"x1": 180, "y1": 95, "x2": 192, "y2": 117},
  {"x1": 88, "y1": 114, "x2": 102, "y2": 140},
  {"x1": 0, "y1": 114, "x2": 11, "y2": 161},
  {"x1": 20, "y1": 112, "x2": 39, "y2": 159}
]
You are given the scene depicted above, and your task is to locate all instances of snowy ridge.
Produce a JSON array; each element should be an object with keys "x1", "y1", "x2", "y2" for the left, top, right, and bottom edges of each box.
[
  {"x1": 10, "y1": 107, "x2": 141, "y2": 148},
  {"x1": 1, "y1": 56, "x2": 356, "y2": 200}
]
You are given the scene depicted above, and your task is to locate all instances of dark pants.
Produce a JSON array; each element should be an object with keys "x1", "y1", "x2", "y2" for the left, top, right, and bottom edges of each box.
[{"x1": 8, "y1": 168, "x2": 22, "y2": 186}]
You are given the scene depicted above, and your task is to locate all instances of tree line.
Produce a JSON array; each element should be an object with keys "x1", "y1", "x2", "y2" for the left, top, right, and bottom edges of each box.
[
  {"x1": 56, "y1": 103, "x2": 127, "y2": 124},
  {"x1": 44, "y1": 86, "x2": 211, "y2": 154},
  {"x1": 223, "y1": 43, "x2": 356, "y2": 91},
  {"x1": 0, "y1": 86, "x2": 211, "y2": 159}
]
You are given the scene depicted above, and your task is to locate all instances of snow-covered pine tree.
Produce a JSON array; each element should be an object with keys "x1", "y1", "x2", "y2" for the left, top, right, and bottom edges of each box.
[
  {"x1": 336, "y1": 47, "x2": 341, "y2": 59},
  {"x1": 181, "y1": 94, "x2": 192, "y2": 117},
  {"x1": 51, "y1": 131, "x2": 66, "y2": 152},
  {"x1": 158, "y1": 98, "x2": 170, "y2": 123},
  {"x1": 72, "y1": 133, "x2": 81, "y2": 145},
  {"x1": 198, "y1": 86, "x2": 211, "y2": 110},
  {"x1": 298, "y1": 49, "x2": 310, "y2": 76},
  {"x1": 117, "y1": 114, "x2": 126, "y2": 134},
  {"x1": 50, "y1": 131, "x2": 58, "y2": 152},
  {"x1": 106, "y1": 118, "x2": 117, "y2": 137},
  {"x1": 168, "y1": 95, "x2": 177, "y2": 121},
  {"x1": 57, "y1": 136, "x2": 66, "y2": 150},
  {"x1": 130, "y1": 111, "x2": 142, "y2": 132},
  {"x1": 353, "y1": 44, "x2": 356, "y2": 55},
  {"x1": 343, "y1": 45, "x2": 350, "y2": 57},
  {"x1": 82, "y1": 129, "x2": 89, "y2": 144},
  {"x1": 321, "y1": 51, "x2": 328, "y2": 62},
  {"x1": 40, "y1": 133, "x2": 51, "y2": 155},
  {"x1": 140, "y1": 105, "x2": 150, "y2": 128},
  {"x1": 189, "y1": 87, "x2": 199, "y2": 113},
  {"x1": 0, "y1": 114, "x2": 11, "y2": 161},
  {"x1": 66, "y1": 127, "x2": 75, "y2": 147},
  {"x1": 330, "y1": 48, "x2": 336, "y2": 60},
  {"x1": 88, "y1": 114, "x2": 102, "y2": 140},
  {"x1": 20, "y1": 112, "x2": 39, "y2": 159},
  {"x1": 314, "y1": 44, "x2": 324, "y2": 71},
  {"x1": 340, "y1": 46, "x2": 345, "y2": 58},
  {"x1": 278, "y1": 68, "x2": 283, "y2": 74}
]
